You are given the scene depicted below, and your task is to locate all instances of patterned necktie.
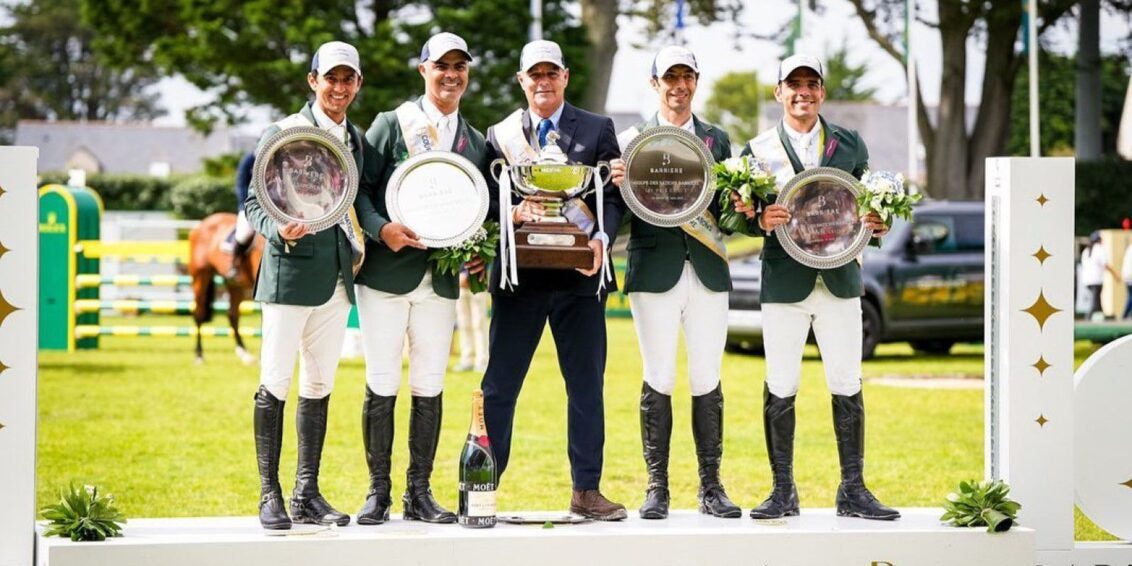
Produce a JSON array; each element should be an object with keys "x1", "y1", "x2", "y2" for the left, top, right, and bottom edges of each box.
[{"x1": 537, "y1": 118, "x2": 553, "y2": 148}]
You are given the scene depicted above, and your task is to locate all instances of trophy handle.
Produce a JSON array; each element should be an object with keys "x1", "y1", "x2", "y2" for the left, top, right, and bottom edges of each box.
[
  {"x1": 490, "y1": 158, "x2": 508, "y2": 183},
  {"x1": 594, "y1": 161, "x2": 611, "y2": 188}
]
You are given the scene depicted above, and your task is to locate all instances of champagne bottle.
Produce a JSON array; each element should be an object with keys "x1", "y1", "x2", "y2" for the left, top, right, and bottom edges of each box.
[{"x1": 458, "y1": 389, "x2": 497, "y2": 528}]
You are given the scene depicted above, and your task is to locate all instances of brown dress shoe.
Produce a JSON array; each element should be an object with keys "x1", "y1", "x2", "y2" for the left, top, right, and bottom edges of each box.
[{"x1": 570, "y1": 489, "x2": 628, "y2": 521}]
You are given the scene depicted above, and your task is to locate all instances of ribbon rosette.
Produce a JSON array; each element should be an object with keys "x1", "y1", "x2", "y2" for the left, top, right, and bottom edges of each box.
[
  {"x1": 855, "y1": 171, "x2": 921, "y2": 225},
  {"x1": 429, "y1": 221, "x2": 501, "y2": 293},
  {"x1": 713, "y1": 155, "x2": 777, "y2": 233}
]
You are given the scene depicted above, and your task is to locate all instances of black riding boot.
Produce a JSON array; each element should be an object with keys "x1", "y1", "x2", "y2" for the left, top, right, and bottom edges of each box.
[
  {"x1": 832, "y1": 392, "x2": 900, "y2": 521},
  {"x1": 750, "y1": 385, "x2": 800, "y2": 519},
  {"x1": 691, "y1": 384, "x2": 741, "y2": 518},
  {"x1": 357, "y1": 388, "x2": 396, "y2": 525},
  {"x1": 638, "y1": 383, "x2": 672, "y2": 519},
  {"x1": 403, "y1": 394, "x2": 456, "y2": 523},
  {"x1": 254, "y1": 386, "x2": 291, "y2": 530},
  {"x1": 227, "y1": 230, "x2": 250, "y2": 279},
  {"x1": 291, "y1": 395, "x2": 351, "y2": 526}
]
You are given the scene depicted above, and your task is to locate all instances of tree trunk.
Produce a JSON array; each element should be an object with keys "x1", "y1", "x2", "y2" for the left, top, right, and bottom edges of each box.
[
  {"x1": 928, "y1": 21, "x2": 971, "y2": 200},
  {"x1": 1076, "y1": 0, "x2": 1102, "y2": 160},
  {"x1": 967, "y1": 2, "x2": 1023, "y2": 198},
  {"x1": 579, "y1": 0, "x2": 618, "y2": 114}
]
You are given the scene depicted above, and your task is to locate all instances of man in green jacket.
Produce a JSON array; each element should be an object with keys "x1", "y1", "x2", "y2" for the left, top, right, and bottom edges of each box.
[
  {"x1": 739, "y1": 54, "x2": 899, "y2": 521},
  {"x1": 353, "y1": 32, "x2": 491, "y2": 525},
  {"x1": 245, "y1": 41, "x2": 365, "y2": 530},
  {"x1": 608, "y1": 46, "x2": 741, "y2": 520}
]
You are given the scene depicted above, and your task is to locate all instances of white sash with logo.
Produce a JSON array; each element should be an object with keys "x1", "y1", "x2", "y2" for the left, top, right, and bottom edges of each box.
[
  {"x1": 275, "y1": 113, "x2": 365, "y2": 274},
  {"x1": 494, "y1": 109, "x2": 611, "y2": 292},
  {"x1": 394, "y1": 101, "x2": 441, "y2": 157},
  {"x1": 618, "y1": 125, "x2": 727, "y2": 260},
  {"x1": 748, "y1": 127, "x2": 796, "y2": 193}
]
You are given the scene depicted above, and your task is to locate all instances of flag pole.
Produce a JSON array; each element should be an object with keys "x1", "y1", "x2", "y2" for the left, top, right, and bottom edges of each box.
[{"x1": 1029, "y1": 0, "x2": 1039, "y2": 157}]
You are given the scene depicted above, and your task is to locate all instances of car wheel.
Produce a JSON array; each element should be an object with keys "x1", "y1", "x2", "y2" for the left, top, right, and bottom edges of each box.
[
  {"x1": 861, "y1": 300, "x2": 881, "y2": 360},
  {"x1": 910, "y1": 339, "x2": 955, "y2": 355}
]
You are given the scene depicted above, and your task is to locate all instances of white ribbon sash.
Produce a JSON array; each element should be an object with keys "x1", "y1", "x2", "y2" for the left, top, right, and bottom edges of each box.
[{"x1": 395, "y1": 102, "x2": 440, "y2": 157}]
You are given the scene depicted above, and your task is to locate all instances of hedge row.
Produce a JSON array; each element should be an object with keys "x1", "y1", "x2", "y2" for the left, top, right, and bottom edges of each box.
[{"x1": 39, "y1": 172, "x2": 235, "y2": 220}]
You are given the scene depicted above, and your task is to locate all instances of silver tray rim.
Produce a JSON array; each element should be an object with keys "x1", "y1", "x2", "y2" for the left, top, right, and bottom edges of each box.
[
  {"x1": 385, "y1": 151, "x2": 490, "y2": 249},
  {"x1": 620, "y1": 125, "x2": 716, "y2": 228},
  {"x1": 773, "y1": 166, "x2": 870, "y2": 270},
  {"x1": 252, "y1": 126, "x2": 359, "y2": 233}
]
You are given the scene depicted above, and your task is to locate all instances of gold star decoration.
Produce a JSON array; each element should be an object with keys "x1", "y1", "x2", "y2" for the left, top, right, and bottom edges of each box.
[
  {"x1": 1121, "y1": 479, "x2": 1132, "y2": 489},
  {"x1": 1036, "y1": 193, "x2": 1049, "y2": 206},
  {"x1": 1032, "y1": 356, "x2": 1051, "y2": 376},
  {"x1": 1032, "y1": 245, "x2": 1051, "y2": 265},
  {"x1": 0, "y1": 183, "x2": 5, "y2": 197},
  {"x1": 0, "y1": 289, "x2": 17, "y2": 327},
  {"x1": 1036, "y1": 414, "x2": 1049, "y2": 427},
  {"x1": 0, "y1": 359, "x2": 8, "y2": 376},
  {"x1": 1022, "y1": 291, "x2": 1062, "y2": 331}
]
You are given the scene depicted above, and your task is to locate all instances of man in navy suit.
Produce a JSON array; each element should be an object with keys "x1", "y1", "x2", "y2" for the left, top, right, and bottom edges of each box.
[{"x1": 480, "y1": 39, "x2": 627, "y2": 520}]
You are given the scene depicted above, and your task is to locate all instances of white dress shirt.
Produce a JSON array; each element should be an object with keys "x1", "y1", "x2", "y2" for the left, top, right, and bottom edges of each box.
[
  {"x1": 782, "y1": 120, "x2": 821, "y2": 169},
  {"x1": 422, "y1": 97, "x2": 459, "y2": 151},
  {"x1": 311, "y1": 103, "x2": 351, "y2": 149},
  {"x1": 658, "y1": 113, "x2": 695, "y2": 133}
]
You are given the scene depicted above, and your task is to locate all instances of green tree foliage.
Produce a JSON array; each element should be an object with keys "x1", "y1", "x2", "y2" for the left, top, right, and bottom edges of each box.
[
  {"x1": 82, "y1": 0, "x2": 588, "y2": 133},
  {"x1": 823, "y1": 43, "x2": 877, "y2": 102},
  {"x1": 702, "y1": 71, "x2": 773, "y2": 147},
  {"x1": 1008, "y1": 51, "x2": 1130, "y2": 157},
  {"x1": 0, "y1": 0, "x2": 163, "y2": 141}
]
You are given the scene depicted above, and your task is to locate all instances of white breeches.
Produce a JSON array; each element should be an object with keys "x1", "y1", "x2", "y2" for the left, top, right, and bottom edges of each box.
[
  {"x1": 762, "y1": 277, "x2": 863, "y2": 398},
  {"x1": 629, "y1": 262, "x2": 728, "y2": 396},
  {"x1": 235, "y1": 210, "x2": 255, "y2": 244},
  {"x1": 356, "y1": 274, "x2": 456, "y2": 397},
  {"x1": 259, "y1": 280, "x2": 351, "y2": 400}
]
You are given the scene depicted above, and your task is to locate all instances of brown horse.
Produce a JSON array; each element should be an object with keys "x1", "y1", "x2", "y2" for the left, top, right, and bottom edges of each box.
[{"x1": 188, "y1": 213, "x2": 264, "y2": 364}]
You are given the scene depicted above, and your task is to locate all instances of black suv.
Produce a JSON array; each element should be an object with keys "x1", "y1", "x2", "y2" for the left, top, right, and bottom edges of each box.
[{"x1": 726, "y1": 201, "x2": 985, "y2": 358}]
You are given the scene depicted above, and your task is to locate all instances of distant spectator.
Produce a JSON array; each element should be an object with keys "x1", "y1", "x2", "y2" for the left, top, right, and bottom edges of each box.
[
  {"x1": 1122, "y1": 243, "x2": 1132, "y2": 320},
  {"x1": 1081, "y1": 232, "x2": 1120, "y2": 321}
]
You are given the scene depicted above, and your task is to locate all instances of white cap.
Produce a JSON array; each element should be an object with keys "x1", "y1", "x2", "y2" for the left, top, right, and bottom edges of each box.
[
  {"x1": 421, "y1": 32, "x2": 472, "y2": 63},
  {"x1": 311, "y1": 41, "x2": 362, "y2": 77},
  {"x1": 519, "y1": 40, "x2": 565, "y2": 71},
  {"x1": 652, "y1": 45, "x2": 699, "y2": 77},
  {"x1": 777, "y1": 54, "x2": 823, "y2": 82}
]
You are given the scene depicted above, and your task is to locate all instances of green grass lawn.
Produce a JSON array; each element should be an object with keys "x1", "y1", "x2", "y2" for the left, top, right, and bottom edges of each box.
[{"x1": 37, "y1": 314, "x2": 1114, "y2": 540}]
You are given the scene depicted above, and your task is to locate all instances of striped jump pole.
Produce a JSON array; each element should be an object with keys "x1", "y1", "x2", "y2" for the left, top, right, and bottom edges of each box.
[
  {"x1": 74, "y1": 325, "x2": 263, "y2": 338},
  {"x1": 74, "y1": 274, "x2": 227, "y2": 288},
  {"x1": 74, "y1": 300, "x2": 262, "y2": 315}
]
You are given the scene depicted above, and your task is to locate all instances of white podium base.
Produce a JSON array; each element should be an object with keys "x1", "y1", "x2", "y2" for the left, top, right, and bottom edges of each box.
[{"x1": 36, "y1": 509, "x2": 1034, "y2": 566}]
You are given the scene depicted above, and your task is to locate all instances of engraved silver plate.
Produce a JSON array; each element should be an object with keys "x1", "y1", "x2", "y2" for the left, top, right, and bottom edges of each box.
[
  {"x1": 528, "y1": 233, "x2": 575, "y2": 246},
  {"x1": 386, "y1": 151, "x2": 489, "y2": 248},
  {"x1": 620, "y1": 126, "x2": 715, "y2": 227},
  {"x1": 773, "y1": 167, "x2": 869, "y2": 269},
  {"x1": 253, "y1": 126, "x2": 358, "y2": 233}
]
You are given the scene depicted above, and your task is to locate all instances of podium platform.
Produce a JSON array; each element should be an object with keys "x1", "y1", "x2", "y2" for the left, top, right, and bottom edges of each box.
[{"x1": 36, "y1": 508, "x2": 1034, "y2": 566}]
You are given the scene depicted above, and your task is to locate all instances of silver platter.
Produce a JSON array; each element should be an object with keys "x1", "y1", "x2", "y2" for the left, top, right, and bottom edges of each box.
[
  {"x1": 385, "y1": 151, "x2": 489, "y2": 248},
  {"x1": 496, "y1": 513, "x2": 593, "y2": 525},
  {"x1": 620, "y1": 126, "x2": 715, "y2": 228},
  {"x1": 253, "y1": 126, "x2": 358, "y2": 233},
  {"x1": 773, "y1": 167, "x2": 869, "y2": 269}
]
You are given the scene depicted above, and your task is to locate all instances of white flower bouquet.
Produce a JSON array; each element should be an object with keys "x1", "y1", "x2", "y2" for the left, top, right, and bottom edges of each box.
[
  {"x1": 855, "y1": 170, "x2": 921, "y2": 224},
  {"x1": 429, "y1": 221, "x2": 500, "y2": 293},
  {"x1": 713, "y1": 155, "x2": 777, "y2": 233}
]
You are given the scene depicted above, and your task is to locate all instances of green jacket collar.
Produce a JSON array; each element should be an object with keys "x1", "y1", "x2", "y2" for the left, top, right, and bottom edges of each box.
[{"x1": 776, "y1": 115, "x2": 843, "y2": 173}]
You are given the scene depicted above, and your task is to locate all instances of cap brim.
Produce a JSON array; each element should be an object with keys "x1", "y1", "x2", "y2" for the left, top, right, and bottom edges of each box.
[
  {"x1": 428, "y1": 48, "x2": 473, "y2": 62},
  {"x1": 523, "y1": 57, "x2": 564, "y2": 71},
  {"x1": 779, "y1": 64, "x2": 821, "y2": 82}
]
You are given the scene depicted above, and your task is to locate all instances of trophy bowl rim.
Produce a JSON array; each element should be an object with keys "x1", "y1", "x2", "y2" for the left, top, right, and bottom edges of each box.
[
  {"x1": 773, "y1": 166, "x2": 870, "y2": 270},
  {"x1": 252, "y1": 125, "x2": 358, "y2": 233},
  {"x1": 508, "y1": 162, "x2": 595, "y2": 199},
  {"x1": 620, "y1": 125, "x2": 716, "y2": 228},
  {"x1": 385, "y1": 151, "x2": 490, "y2": 248}
]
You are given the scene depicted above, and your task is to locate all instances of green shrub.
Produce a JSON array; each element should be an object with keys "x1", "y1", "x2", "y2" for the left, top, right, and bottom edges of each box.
[
  {"x1": 169, "y1": 175, "x2": 235, "y2": 219},
  {"x1": 1076, "y1": 159, "x2": 1132, "y2": 235},
  {"x1": 37, "y1": 172, "x2": 176, "y2": 211}
]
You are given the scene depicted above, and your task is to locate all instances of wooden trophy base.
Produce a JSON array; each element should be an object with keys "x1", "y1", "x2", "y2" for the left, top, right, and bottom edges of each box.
[{"x1": 515, "y1": 222, "x2": 593, "y2": 270}]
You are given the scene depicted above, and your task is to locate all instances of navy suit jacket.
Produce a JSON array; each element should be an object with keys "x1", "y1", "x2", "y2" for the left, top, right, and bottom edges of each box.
[{"x1": 484, "y1": 102, "x2": 625, "y2": 296}]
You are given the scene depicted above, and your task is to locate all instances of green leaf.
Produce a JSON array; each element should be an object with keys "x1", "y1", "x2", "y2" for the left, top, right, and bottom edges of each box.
[{"x1": 41, "y1": 483, "x2": 127, "y2": 542}]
